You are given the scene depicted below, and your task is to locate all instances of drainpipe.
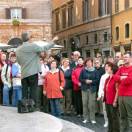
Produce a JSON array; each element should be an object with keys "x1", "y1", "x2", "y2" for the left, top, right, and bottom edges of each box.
[{"x1": 110, "y1": 0, "x2": 113, "y2": 57}]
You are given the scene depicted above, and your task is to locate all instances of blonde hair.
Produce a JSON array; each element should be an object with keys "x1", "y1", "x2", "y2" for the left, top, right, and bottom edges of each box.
[{"x1": 61, "y1": 58, "x2": 69, "y2": 65}]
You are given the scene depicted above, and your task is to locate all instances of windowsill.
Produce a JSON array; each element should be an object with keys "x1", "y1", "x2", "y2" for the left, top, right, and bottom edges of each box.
[{"x1": 0, "y1": 19, "x2": 52, "y2": 23}]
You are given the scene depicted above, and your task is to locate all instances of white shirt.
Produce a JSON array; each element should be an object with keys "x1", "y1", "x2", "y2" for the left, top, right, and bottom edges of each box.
[
  {"x1": 38, "y1": 64, "x2": 49, "y2": 86},
  {"x1": 98, "y1": 73, "x2": 109, "y2": 98}
]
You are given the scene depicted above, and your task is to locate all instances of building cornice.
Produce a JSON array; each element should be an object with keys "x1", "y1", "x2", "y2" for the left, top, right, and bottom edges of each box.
[
  {"x1": 60, "y1": 26, "x2": 111, "y2": 38},
  {"x1": 112, "y1": 7, "x2": 132, "y2": 17}
]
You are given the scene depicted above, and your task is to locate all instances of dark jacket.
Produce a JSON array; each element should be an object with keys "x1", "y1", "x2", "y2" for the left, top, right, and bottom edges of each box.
[
  {"x1": 70, "y1": 61, "x2": 77, "y2": 69},
  {"x1": 79, "y1": 68, "x2": 99, "y2": 93},
  {"x1": 60, "y1": 68, "x2": 73, "y2": 90},
  {"x1": 95, "y1": 66, "x2": 105, "y2": 90}
]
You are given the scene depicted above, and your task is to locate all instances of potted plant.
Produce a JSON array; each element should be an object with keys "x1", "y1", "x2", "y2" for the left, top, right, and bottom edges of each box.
[{"x1": 12, "y1": 19, "x2": 20, "y2": 26}]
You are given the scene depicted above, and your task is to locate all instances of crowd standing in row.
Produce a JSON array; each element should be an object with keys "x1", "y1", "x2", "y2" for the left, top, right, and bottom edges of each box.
[{"x1": 0, "y1": 33, "x2": 132, "y2": 132}]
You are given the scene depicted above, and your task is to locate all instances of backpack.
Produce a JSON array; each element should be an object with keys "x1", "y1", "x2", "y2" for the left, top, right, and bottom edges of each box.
[{"x1": 18, "y1": 98, "x2": 35, "y2": 113}]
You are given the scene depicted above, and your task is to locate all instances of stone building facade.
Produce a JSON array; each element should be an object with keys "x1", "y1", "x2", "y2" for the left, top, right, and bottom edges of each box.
[
  {"x1": 0, "y1": 0, "x2": 52, "y2": 45},
  {"x1": 52, "y1": 0, "x2": 112, "y2": 58},
  {"x1": 112, "y1": 0, "x2": 132, "y2": 54}
]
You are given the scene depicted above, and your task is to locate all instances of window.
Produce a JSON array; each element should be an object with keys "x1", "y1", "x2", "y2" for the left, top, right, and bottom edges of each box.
[
  {"x1": 11, "y1": 8, "x2": 22, "y2": 19},
  {"x1": 104, "y1": 32, "x2": 108, "y2": 42},
  {"x1": 5, "y1": 8, "x2": 26, "y2": 19},
  {"x1": 125, "y1": 0, "x2": 129, "y2": 9},
  {"x1": 103, "y1": 51, "x2": 110, "y2": 57},
  {"x1": 107, "y1": 0, "x2": 112, "y2": 14},
  {"x1": 55, "y1": 11, "x2": 60, "y2": 31},
  {"x1": 63, "y1": 40, "x2": 67, "y2": 49},
  {"x1": 94, "y1": 49, "x2": 99, "y2": 57},
  {"x1": 62, "y1": 8, "x2": 66, "y2": 29},
  {"x1": 94, "y1": 33, "x2": 98, "y2": 43},
  {"x1": 86, "y1": 35, "x2": 89, "y2": 44},
  {"x1": 98, "y1": 0, "x2": 107, "y2": 16},
  {"x1": 86, "y1": 50, "x2": 90, "y2": 57},
  {"x1": 82, "y1": 0, "x2": 90, "y2": 21},
  {"x1": 115, "y1": 26, "x2": 119, "y2": 40},
  {"x1": 115, "y1": 0, "x2": 119, "y2": 13},
  {"x1": 68, "y1": 4, "x2": 74, "y2": 26},
  {"x1": 125, "y1": 23, "x2": 130, "y2": 38}
]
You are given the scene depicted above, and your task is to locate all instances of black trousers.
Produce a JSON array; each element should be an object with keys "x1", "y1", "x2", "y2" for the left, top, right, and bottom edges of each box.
[
  {"x1": 105, "y1": 104, "x2": 120, "y2": 132},
  {"x1": 21, "y1": 74, "x2": 38, "y2": 106},
  {"x1": 0, "y1": 82, "x2": 3, "y2": 104},
  {"x1": 36, "y1": 85, "x2": 49, "y2": 112},
  {"x1": 74, "y1": 90, "x2": 83, "y2": 115}
]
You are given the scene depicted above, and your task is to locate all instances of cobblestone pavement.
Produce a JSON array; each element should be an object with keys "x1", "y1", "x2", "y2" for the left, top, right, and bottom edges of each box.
[{"x1": 61, "y1": 114, "x2": 107, "y2": 132}]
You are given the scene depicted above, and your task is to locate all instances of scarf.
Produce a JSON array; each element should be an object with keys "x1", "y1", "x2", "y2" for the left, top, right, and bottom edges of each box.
[
  {"x1": 50, "y1": 68, "x2": 59, "y2": 74},
  {"x1": 85, "y1": 67, "x2": 95, "y2": 72}
]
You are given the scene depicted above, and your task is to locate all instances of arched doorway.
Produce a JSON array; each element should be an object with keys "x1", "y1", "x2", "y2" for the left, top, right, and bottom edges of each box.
[{"x1": 8, "y1": 38, "x2": 22, "y2": 48}]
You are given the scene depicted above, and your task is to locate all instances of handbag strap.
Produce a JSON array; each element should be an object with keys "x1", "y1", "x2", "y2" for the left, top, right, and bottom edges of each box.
[
  {"x1": 58, "y1": 69, "x2": 61, "y2": 85},
  {"x1": 5, "y1": 64, "x2": 9, "y2": 81}
]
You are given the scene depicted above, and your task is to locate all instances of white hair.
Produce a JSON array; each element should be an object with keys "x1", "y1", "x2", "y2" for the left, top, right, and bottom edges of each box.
[{"x1": 73, "y1": 51, "x2": 81, "y2": 56}]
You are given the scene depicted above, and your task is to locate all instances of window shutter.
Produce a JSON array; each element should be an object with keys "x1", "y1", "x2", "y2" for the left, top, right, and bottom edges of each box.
[
  {"x1": 5, "y1": 8, "x2": 11, "y2": 19},
  {"x1": 125, "y1": 0, "x2": 129, "y2": 9},
  {"x1": 107, "y1": 0, "x2": 112, "y2": 14},
  {"x1": 98, "y1": 0, "x2": 102, "y2": 16},
  {"x1": 22, "y1": 8, "x2": 26, "y2": 19}
]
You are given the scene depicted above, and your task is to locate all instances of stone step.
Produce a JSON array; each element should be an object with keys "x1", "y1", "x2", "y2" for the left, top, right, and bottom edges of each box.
[
  {"x1": 0, "y1": 106, "x2": 63, "y2": 132},
  {"x1": 0, "y1": 106, "x2": 93, "y2": 132}
]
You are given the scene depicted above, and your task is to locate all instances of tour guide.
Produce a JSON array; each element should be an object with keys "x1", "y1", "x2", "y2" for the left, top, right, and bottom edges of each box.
[{"x1": 16, "y1": 32, "x2": 56, "y2": 109}]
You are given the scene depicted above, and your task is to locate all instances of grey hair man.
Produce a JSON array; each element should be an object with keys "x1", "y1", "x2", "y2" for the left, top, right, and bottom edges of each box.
[
  {"x1": 70, "y1": 51, "x2": 81, "y2": 69},
  {"x1": 16, "y1": 32, "x2": 56, "y2": 109}
]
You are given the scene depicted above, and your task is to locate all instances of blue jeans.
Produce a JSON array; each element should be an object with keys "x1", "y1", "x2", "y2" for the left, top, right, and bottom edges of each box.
[
  {"x1": 3, "y1": 84, "x2": 10, "y2": 106},
  {"x1": 12, "y1": 86, "x2": 22, "y2": 107},
  {"x1": 49, "y1": 99, "x2": 61, "y2": 117}
]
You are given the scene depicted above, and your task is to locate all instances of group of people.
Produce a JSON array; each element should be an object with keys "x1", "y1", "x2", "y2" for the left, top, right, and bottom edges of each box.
[
  {"x1": 0, "y1": 32, "x2": 131, "y2": 132},
  {"x1": 0, "y1": 51, "x2": 22, "y2": 107}
]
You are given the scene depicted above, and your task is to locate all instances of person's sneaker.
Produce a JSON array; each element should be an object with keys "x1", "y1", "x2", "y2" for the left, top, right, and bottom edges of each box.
[
  {"x1": 104, "y1": 122, "x2": 108, "y2": 127},
  {"x1": 91, "y1": 120, "x2": 96, "y2": 124},
  {"x1": 82, "y1": 119, "x2": 87, "y2": 124}
]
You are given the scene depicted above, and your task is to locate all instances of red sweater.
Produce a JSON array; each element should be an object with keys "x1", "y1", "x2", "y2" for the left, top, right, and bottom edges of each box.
[
  {"x1": 115, "y1": 65, "x2": 132, "y2": 96},
  {"x1": 104, "y1": 75, "x2": 117, "y2": 104}
]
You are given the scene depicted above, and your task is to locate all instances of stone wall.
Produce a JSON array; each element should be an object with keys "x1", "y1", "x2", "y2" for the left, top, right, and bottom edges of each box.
[{"x1": 0, "y1": 24, "x2": 52, "y2": 43}]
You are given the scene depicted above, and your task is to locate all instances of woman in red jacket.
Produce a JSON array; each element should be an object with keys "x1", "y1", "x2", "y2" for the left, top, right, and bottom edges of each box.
[
  {"x1": 104, "y1": 62, "x2": 120, "y2": 132},
  {"x1": 43, "y1": 60, "x2": 65, "y2": 117},
  {"x1": 72, "y1": 57, "x2": 84, "y2": 117}
]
